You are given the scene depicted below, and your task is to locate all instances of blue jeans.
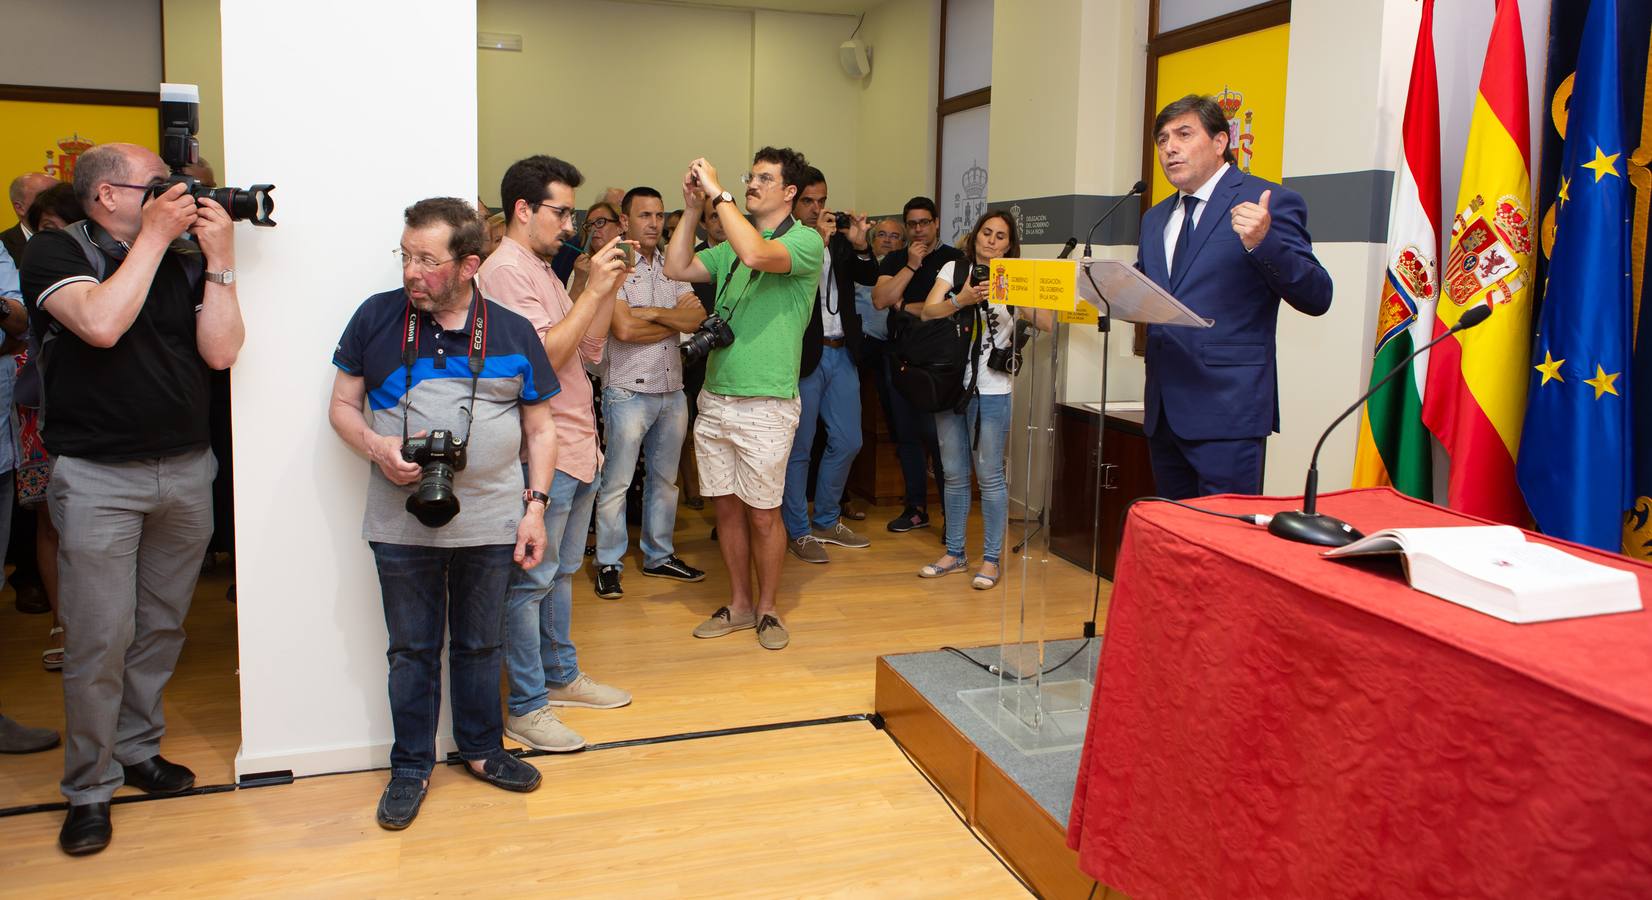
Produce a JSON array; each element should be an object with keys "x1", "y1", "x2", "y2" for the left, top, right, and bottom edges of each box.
[
  {"x1": 369, "y1": 541, "x2": 512, "y2": 780},
  {"x1": 934, "y1": 393, "x2": 1012, "y2": 564},
  {"x1": 504, "y1": 468, "x2": 594, "y2": 718},
  {"x1": 782, "y1": 344, "x2": 862, "y2": 538},
  {"x1": 595, "y1": 387, "x2": 687, "y2": 570}
]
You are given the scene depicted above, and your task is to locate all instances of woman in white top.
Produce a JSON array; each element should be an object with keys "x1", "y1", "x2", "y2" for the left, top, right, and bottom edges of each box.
[{"x1": 914, "y1": 211, "x2": 1052, "y2": 589}]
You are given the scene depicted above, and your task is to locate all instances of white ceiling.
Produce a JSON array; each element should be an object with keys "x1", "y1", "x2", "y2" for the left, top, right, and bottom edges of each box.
[{"x1": 635, "y1": 0, "x2": 880, "y2": 17}]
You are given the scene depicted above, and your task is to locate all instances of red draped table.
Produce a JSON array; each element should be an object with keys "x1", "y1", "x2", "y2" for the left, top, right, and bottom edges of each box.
[{"x1": 1066, "y1": 488, "x2": 1652, "y2": 899}]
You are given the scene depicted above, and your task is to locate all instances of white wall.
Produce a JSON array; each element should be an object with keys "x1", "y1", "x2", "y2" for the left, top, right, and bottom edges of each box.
[
  {"x1": 0, "y1": 0, "x2": 161, "y2": 90},
  {"x1": 225, "y1": 0, "x2": 477, "y2": 778}
]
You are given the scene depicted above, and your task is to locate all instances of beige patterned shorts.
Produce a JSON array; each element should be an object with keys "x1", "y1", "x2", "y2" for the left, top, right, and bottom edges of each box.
[{"x1": 693, "y1": 390, "x2": 802, "y2": 510}]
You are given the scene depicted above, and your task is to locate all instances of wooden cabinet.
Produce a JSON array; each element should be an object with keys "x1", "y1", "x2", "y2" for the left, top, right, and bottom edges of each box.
[{"x1": 1048, "y1": 403, "x2": 1156, "y2": 580}]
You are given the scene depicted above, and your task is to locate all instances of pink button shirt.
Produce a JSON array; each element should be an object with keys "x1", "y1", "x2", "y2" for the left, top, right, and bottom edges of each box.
[{"x1": 477, "y1": 236, "x2": 605, "y2": 483}]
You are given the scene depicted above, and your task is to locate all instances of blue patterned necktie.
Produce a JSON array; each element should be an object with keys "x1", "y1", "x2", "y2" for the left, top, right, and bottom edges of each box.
[{"x1": 1171, "y1": 194, "x2": 1199, "y2": 280}]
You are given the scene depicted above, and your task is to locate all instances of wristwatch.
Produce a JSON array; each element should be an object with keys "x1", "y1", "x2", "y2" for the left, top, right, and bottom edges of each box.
[
  {"x1": 711, "y1": 191, "x2": 734, "y2": 210},
  {"x1": 205, "y1": 269, "x2": 235, "y2": 285},
  {"x1": 523, "y1": 489, "x2": 549, "y2": 507}
]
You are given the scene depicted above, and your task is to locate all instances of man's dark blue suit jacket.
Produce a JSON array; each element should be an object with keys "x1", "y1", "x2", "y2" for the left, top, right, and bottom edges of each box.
[{"x1": 1137, "y1": 165, "x2": 1333, "y2": 442}]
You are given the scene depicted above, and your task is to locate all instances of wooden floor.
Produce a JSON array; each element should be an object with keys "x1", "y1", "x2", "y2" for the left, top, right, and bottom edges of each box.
[{"x1": 0, "y1": 502, "x2": 1105, "y2": 894}]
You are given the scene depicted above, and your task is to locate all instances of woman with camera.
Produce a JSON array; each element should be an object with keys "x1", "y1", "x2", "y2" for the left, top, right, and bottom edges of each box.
[{"x1": 914, "y1": 211, "x2": 1051, "y2": 590}]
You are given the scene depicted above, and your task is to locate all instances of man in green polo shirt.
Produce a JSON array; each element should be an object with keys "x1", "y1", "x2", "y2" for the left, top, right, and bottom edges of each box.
[{"x1": 664, "y1": 147, "x2": 822, "y2": 651}]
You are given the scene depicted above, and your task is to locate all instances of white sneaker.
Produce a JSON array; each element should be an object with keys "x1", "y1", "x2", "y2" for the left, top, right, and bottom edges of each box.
[
  {"x1": 505, "y1": 706, "x2": 586, "y2": 752},
  {"x1": 544, "y1": 672, "x2": 632, "y2": 709}
]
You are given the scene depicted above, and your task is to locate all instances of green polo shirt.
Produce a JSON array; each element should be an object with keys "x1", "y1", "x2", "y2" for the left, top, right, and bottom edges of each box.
[{"x1": 695, "y1": 222, "x2": 823, "y2": 398}]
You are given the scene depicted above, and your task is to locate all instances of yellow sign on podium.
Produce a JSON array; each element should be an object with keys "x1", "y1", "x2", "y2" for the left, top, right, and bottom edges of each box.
[{"x1": 986, "y1": 258, "x2": 1077, "y2": 311}]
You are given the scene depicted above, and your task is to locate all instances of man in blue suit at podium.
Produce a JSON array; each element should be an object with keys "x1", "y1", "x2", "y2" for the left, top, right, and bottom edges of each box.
[{"x1": 1138, "y1": 94, "x2": 1333, "y2": 500}]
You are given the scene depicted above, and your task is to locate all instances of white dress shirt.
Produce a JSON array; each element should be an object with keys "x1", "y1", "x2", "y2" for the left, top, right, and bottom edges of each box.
[{"x1": 1163, "y1": 161, "x2": 1230, "y2": 271}]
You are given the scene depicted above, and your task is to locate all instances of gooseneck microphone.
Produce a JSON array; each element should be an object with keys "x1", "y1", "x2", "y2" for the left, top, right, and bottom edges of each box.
[
  {"x1": 1056, "y1": 236, "x2": 1079, "y2": 259},
  {"x1": 1267, "y1": 302, "x2": 1495, "y2": 547},
  {"x1": 1082, "y1": 180, "x2": 1147, "y2": 258}
]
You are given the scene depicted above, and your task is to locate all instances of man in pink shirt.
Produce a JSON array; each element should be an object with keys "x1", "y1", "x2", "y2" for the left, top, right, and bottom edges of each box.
[{"x1": 477, "y1": 155, "x2": 632, "y2": 753}]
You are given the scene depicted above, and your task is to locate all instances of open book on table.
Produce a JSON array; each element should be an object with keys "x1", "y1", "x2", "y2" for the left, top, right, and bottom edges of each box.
[{"x1": 1322, "y1": 526, "x2": 1642, "y2": 624}]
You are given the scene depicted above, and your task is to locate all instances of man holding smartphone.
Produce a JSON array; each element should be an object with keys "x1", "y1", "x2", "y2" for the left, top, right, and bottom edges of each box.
[
  {"x1": 590, "y1": 187, "x2": 708, "y2": 600},
  {"x1": 664, "y1": 148, "x2": 823, "y2": 651},
  {"x1": 478, "y1": 155, "x2": 633, "y2": 753}
]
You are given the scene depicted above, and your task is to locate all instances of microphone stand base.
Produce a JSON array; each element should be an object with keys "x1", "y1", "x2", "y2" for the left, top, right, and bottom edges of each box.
[{"x1": 1267, "y1": 511, "x2": 1363, "y2": 547}]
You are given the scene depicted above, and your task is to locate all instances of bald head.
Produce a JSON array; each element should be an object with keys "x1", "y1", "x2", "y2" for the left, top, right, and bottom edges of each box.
[
  {"x1": 872, "y1": 217, "x2": 905, "y2": 257},
  {"x1": 10, "y1": 172, "x2": 56, "y2": 220}
]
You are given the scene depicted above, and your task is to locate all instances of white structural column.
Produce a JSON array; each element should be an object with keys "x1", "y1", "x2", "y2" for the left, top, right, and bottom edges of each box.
[{"x1": 222, "y1": 0, "x2": 478, "y2": 778}]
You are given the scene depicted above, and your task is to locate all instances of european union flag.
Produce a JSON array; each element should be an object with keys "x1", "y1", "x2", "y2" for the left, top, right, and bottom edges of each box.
[{"x1": 1516, "y1": 0, "x2": 1633, "y2": 552}]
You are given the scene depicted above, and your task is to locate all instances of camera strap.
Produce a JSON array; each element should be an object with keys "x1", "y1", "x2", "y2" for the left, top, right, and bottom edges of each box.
[
  {"x1": 714, "y1": 215, "x2": 794, "y2": 322},
  {"x1": 399, "y1": 285, "x2": 488, "y2": 447}
]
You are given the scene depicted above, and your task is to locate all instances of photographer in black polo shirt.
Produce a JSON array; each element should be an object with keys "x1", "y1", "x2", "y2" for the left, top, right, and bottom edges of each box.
[{"x1": 19, "y1": 142, "x2": 245, "y2": 856}]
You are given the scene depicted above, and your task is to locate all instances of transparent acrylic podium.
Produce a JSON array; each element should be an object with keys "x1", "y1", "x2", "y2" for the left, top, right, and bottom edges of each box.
[{"x1": 958, "y1": 258, "x2": 1211, "y2": 753}]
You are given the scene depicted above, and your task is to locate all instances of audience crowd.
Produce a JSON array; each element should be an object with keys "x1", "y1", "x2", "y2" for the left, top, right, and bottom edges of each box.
[{"x1": 1, "y1": 142, "x2": 1041, "y2": 844}]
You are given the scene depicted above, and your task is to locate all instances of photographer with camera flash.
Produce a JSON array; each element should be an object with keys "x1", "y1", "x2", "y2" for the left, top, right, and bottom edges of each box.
[
  {"x1": 330, "y1": 197, "x2": 560, "y2": 831},
  {"x1": 664, "y1": 148, "x2": 823, "y2": 651},
  {"x1": 18, "y1": 142, "x2": 244, "y2": 855}
]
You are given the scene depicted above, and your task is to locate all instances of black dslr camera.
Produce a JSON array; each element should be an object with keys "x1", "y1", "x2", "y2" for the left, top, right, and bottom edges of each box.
[
  {"x1": 151, "y1": 83, "x2": 277, "y2": 227},
  {"x1": 681, "y1": 313, "x2": 735, "y2": 367},
  {"x1": 401, "y1": 430, "x2": 468, "y2": 528}
]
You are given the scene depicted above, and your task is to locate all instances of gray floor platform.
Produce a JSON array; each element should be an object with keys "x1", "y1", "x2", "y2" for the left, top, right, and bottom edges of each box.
[{"x1": 883, "y1": 637, "x2": 1098, "y2": 826}]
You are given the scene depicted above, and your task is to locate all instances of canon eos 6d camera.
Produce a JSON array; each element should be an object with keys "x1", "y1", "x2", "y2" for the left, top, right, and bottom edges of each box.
[
  {"x1": 680, "y1": 313, "x2": 735, "y2": 367},
  {"x1": 152, "y1": 82, "x2": 276, "y2": 226},
  {"x1": 402, "y1": 430, "x2": 468, "y2": 527}
]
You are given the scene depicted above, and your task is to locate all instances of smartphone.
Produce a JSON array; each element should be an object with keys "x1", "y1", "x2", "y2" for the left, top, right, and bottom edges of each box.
[{"x1": 618, "y1": 242, "x2": 635, "y2": 267}]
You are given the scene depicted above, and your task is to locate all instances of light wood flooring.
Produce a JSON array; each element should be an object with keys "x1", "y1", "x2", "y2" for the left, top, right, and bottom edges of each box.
[{"x1": 0, "y1": 503, "x2": 1105, "y2": 894}]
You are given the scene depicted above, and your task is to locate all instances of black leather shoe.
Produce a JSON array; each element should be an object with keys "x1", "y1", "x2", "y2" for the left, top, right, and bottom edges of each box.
[
  {"x1": 59, "y1": 802, "x2": 111, "y2": 855},
  {"x1": 121, "y1": 755, "x2": 195, "y2": 795},
  {"x1": 464, "y1": 753, "x2": 542, "y2": 793},
  {"x1": 375, "y1": 776, "x2": 427, "y2": 830},
  {"x1": 14, "y1": 582, "x2": 49, "y2": 614}
]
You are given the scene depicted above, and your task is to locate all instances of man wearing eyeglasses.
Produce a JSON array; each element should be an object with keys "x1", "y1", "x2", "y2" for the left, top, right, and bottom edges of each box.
[
  {"x1": 477, "y1": 155, "x2": 634, "y2": 755},
  {"x1": 665, "y1": 147, "x2": 824, "y2": 651},
  {"x1": 18, "y1": 143, "x2": 244, "y2": 855},
  {"x1": 331, "y1": 197, "x2": 560, "y2": 831},
  {"x1": 871, "y1": 197, "x2": 959, "y2": 533}
]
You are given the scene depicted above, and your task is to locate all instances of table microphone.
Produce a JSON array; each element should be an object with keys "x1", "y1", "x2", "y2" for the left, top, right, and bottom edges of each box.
[
  {"x1": 1266, "y1": 302, "x2": 1494, "y2": 547},
  {"x1": 1082, "y1": 181, "x2": 1147, "y2": 258},
  {"x1": 1056, "y1": 236, "x2": 1078, "y2": 259}
]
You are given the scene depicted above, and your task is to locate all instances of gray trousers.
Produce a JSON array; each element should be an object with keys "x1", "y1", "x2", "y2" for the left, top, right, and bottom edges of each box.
[{"x1": 49, "y1": 447, "x2": 216, "y2": 804}]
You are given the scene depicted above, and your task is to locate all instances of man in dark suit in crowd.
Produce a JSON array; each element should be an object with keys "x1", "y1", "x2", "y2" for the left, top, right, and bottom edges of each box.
[
  {"x1": 3, "y1": 173, "x2": 57, "y2": 262},
  {"x1": 1138, "y1": 94, "x2": 1333, "y2": 499}
]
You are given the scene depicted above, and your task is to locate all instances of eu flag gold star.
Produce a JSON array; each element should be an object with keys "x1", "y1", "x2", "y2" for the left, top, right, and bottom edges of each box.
[
  {"x1": 1557, "y1": 175, "x2": 1571, "y2": 204},
  {"x1": 1534, "y1": 351, "x2": 1565, "y2": 385},
  {"x1": 1582, "y1": 145, "x2": 1621, "y2": 183},
  {"x1": 1584, "y1": 364, "x2": 1620, "y2": 399}
]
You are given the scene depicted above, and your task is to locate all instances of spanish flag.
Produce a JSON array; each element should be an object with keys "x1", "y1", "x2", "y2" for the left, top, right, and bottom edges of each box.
[
  {"x1": 1352, "y1": 0, "x2": 1439, "y2": 499},
  {"x1": 1421, "y1": 0, "x2": 1534, "y2": 525}
]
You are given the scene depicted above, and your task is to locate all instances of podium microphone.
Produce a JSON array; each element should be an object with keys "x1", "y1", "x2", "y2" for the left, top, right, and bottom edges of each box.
[
  {"x1": 1056, "y1": 236, "x2": 1078, "y2": 259},
  {"x1": 1266, "y1": 302, "x2": 1495, "y2": 547},
  {"x1": 1082, "y1": 180, "x2": 1147, "y2": 258}
]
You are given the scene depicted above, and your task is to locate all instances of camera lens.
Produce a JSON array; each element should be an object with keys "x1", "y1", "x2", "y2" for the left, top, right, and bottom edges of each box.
[{"x1": 406, "y1": 462, "x2": 461, "y2": 527}]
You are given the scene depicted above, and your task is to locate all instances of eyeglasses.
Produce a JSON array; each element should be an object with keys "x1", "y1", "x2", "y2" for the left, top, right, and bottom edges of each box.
[
  {"x1": 904, "y1": 217, "x2": 935, "y2": 228},
  {"x1": 393, "y1": 249, "x2": 456, "y2": 270},
  {"x1": 740, "y1": 172, "x2": 780, "y2": 187},
  {"x1": 585, "y1": 216, "x2": 617, "y2": 230},
  {"x1": 874, "y1": 231, "x2": 903, "y2": 241},
  {"x1": 533, "y1": 202, "x2": 575, "y2": 221},
  {"x1": 108, "y1": 182, "x2": 160, "y2": 192}
]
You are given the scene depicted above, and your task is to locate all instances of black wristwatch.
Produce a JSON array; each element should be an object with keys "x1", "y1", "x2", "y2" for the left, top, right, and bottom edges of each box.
[{"x1": 523, "y1": 489, "x2": 550, "y2": 507}]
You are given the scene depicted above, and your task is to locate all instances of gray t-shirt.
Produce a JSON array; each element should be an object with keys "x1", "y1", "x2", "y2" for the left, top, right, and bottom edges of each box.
[{"x1": 334, "y1": 288, "x2": 559, "y2": 548}]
